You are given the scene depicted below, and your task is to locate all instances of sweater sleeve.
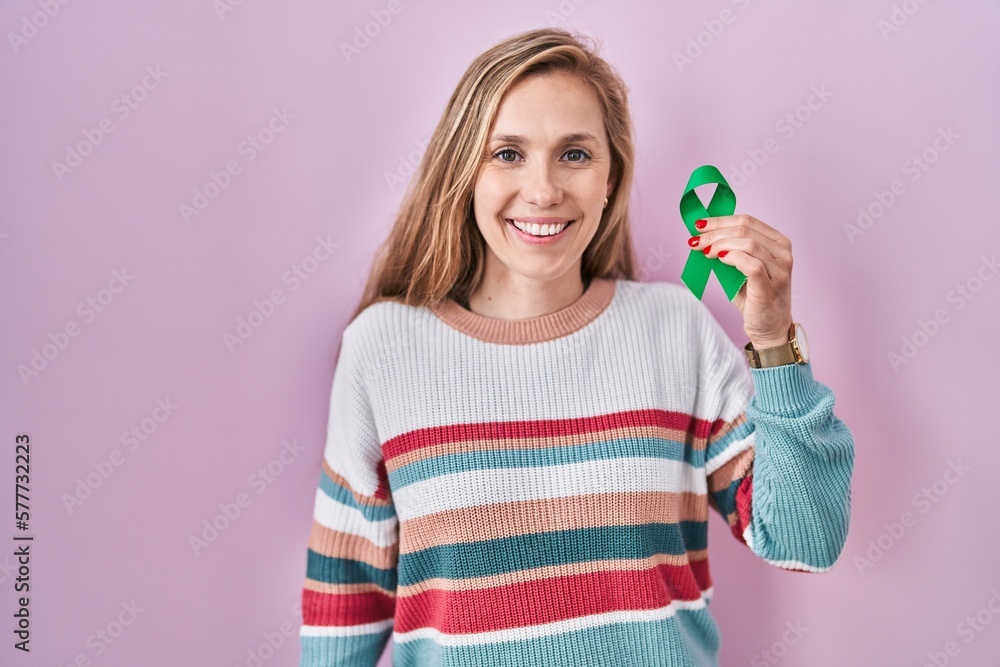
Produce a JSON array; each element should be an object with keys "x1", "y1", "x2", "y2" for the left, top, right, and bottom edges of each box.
[
  {"x1": 299, "y1": 327, "x2": 398, "y2": 666},
  {"x1": 696, "y1": 305, "x2": 855, "y2": 573}
]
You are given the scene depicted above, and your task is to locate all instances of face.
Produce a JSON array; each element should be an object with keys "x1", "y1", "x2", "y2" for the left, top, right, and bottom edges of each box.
[{"x1": 472, "y1": 71, "x2": 615, "y2": 288}]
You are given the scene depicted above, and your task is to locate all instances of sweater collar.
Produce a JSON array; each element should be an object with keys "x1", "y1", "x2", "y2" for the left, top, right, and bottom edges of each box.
[{"x1": 429, "y1": 277, "x2": 617, "y2": 345}]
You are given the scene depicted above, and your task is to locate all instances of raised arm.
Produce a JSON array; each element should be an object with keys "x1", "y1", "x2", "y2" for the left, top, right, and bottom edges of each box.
[{"x1": 698, "y1": 307, "x2": 855, "y2": 572}]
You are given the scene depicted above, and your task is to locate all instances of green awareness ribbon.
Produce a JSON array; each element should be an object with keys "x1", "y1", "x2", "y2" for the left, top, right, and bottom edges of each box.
[{"x1": 679, "y1": 164, "x2": 748, "y2": 301}]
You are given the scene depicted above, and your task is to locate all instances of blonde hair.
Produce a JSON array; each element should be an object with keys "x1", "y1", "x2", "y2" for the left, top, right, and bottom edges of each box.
[{"x1": 350, "y1": 27, "x2": 637, "y2": 322}]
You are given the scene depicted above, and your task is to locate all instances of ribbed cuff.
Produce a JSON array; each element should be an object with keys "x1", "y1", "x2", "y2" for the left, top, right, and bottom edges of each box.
[{"x1": 748, "y1": 361, "x2": 819, "y2": 416}]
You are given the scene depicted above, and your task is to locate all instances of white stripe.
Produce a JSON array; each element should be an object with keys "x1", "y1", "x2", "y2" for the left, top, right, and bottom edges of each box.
[
  {"x1": 745, "y1": 523, "x2": 832, "y2": 573},
  {"x1": 704, "y1": 432, "x2": 754, "y2": 476},
  {"x1": 393, "y1": 592, "x2": 713, "y2": 647},
  {"x1": 393, "y1": 457, "x2": 707, "y2": 520},
  {"x1": 759, "y1": 556, "x2": 834, "y2": 573},
  {"x1": 300, "y1": 619, "x2": 394, "y2": 637},
  {"x1": 313, "y1": 488, "x2": 397, "y2": 547},
  {"x1": 364, "y1": 282, "x2": 724, "y2": 445}
]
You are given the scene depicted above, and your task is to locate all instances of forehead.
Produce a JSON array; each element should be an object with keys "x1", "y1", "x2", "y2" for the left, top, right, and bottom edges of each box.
[{"x1": 489, "y1": 71, "x2": 606, "y2": 144}]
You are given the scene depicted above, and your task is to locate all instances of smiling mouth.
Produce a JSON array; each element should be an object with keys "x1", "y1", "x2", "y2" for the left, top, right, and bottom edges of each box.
[{"x1": 506, "y1": 218, "x2": 575, "y2": 237}]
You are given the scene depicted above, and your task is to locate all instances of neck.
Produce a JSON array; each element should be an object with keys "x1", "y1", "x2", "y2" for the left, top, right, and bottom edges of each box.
[{"x1": 467, "y1": 270, "x2": 588, "y2": 321}]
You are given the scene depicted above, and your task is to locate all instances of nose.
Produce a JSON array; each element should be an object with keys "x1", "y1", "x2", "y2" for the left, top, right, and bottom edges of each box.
[{"x1": 520, "y1": 159, "x2": 563, "y2": 208}]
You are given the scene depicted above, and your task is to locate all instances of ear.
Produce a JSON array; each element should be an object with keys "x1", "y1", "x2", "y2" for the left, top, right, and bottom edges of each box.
[{"x1": 606, "y1": 164, "x2": 618, "y2": 199}]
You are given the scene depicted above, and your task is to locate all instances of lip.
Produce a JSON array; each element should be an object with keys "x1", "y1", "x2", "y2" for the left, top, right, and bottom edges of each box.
[
  {"x1": 506, "y1": 217, "x2": 574, "y2": 244},
  {"x1": 507, "y1": 217, "x2": 572, "y2": 224}
]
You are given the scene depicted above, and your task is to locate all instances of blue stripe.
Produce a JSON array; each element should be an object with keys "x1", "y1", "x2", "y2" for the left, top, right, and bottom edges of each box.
[
  {"x1": 317, "y1": 469, "x2": 396, "y2": 523},
  {"x1": 300, "y1": 632, "x2": 390, "y2": 667},
  {"x1": 709, "y1": 477, "x2": 744, "y2": 518},
  {"x1": 389, "y1": 435, "x2": 707, "y2": 490},
  {"x1": 705, "y1": 420, "x2": 753, "y2": 462},
  {"x1": 397, "y1": 522, "x2": 706, "y2": 587},
  {"x1": 306, "y1": 549, "x2": 397, "y2": 590},
  {"x1": 391, "y1": 606, "x2": 720, "y2": 667}
]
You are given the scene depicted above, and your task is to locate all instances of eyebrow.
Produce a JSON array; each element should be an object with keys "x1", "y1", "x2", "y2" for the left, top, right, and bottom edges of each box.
[{"x1": 488, "y1": 132, "x2": 601, "y2": 145}]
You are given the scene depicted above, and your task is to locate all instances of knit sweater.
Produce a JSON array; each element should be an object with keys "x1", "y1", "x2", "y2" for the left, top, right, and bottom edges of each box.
[{"x1": 298, "y1": 277, "x2": 855, "y2": 667}]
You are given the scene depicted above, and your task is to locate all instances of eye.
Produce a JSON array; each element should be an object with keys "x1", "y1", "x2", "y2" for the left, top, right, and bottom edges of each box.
[
  {"x1": 492, "y1": 147, "x2": 521, "y2": 163},
  {"x1": 490, "y1": 146, "x2": 593, "y2": 164}
]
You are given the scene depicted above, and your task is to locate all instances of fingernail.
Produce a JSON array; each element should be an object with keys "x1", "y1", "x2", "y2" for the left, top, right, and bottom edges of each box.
[
  {"x1": 687, "y1": 237, "x2": 700, "y2": 248},
  {"x1": 701, "y1": 244, "x2": 712, "y2": 255},
  {"x1": 695, "y1": 220, "x2": 707, "y2": 229},
  {"x1": 718, "y1": 250, "x2": 729, "y2": 258}
]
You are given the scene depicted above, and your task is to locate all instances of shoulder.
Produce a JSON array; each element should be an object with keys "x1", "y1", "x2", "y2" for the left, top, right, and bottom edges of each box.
[
  {"x1": 611, "y1": 278, "x2": 714, "y2": 327},
  {"x1": 610, "y1": 279, "x2": 737, "y2": 359},
  {"x1": 339, "y1": 298, "x2": 436, "y2": 372},
  {"x1": 347, "y1": 297, "x2": 436, "y2": 339}
]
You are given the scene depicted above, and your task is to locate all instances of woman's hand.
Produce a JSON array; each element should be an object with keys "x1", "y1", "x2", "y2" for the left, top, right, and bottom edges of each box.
[{"x1": 688, "y1": 214, "x2": 793, "y2": 349}]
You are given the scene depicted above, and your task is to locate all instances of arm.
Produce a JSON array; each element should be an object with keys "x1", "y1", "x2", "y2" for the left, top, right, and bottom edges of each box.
[
  {"x1": 300, "y1": 329, "x2": 398, "y2": 666},
  {"x1": 700, "y1": 312, "x2": 855, "y2": 572}
]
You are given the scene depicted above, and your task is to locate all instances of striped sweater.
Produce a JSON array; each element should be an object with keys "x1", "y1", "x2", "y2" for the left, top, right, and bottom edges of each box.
[{"x1": 298, "y1": 277, "x2": 855, "y2": 667}]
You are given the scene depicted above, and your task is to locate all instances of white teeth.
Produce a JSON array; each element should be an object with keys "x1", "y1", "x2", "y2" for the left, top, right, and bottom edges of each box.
[{"x1": 511, "y1": 220, "x2": 569, "y2": 236}]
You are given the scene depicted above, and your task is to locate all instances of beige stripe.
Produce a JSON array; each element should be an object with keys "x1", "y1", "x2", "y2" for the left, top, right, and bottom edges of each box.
[
  {"x1": 308, "y1": 520, "x2": 397, "y2": 569},
  {"x1": 304, "y1": 578, "x2": 396, "y2": 598},
  {"x1": 707, "y1": 448, "x2": 755, "y2": 493},
  {"x1": 322, "y1": 459, "x2": 391, "y2": 507},
  {"x1": 396, "y1": 550, "x2": 708, "y2": 597},
  {"x1": 398, "y1": 491, "x2": 708, "y2": 554},
  {"x1": 428, "y1": 277, "x2": 617, "y2": 345},
  {"x1": 387, "y1": 424, "x2": 712, "y2": 472},
  {"x1": 707, "y1": 412, "x2": 749, "y2": 447}
]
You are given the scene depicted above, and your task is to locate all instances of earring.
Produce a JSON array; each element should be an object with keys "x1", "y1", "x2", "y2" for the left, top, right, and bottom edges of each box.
[{"x1": 603, "y1": 197, "x2": 609, "y2": 208}]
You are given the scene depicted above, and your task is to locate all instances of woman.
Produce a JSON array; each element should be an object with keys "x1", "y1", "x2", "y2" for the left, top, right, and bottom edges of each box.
[{"x1": 299, "y1": 27, "x2": 854, "y2": 667}]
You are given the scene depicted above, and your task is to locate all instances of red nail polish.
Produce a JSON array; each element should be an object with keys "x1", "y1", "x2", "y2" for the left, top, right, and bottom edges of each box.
[
  {"x1": 701, "y1": 244, "x2": 712, "y2": 255},
  {"x1": 687, "y1": 237, "x2": 700, "y2": 248},
  {"x1": 695, "y1": 220, "x2": 707, "y2": 229},
  {"x1": 718, "y1": 250, "x2": 728, "y2": 258}
]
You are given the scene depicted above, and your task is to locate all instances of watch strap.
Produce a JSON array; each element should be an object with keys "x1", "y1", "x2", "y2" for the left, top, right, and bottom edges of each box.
[{"x1": 744, "y1": 322, "x2": 803, "y2": 368}]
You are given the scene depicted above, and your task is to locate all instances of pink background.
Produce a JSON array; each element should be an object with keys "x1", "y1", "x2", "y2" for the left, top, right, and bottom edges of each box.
[{"x1": 2, "y1": 1, "x2": 998, "y2": 665}]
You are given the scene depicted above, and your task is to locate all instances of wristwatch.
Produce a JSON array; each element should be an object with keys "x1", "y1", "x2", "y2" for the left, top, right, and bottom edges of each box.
[{"x1": 744, "y1": 322, "x2": 809, "y2": 368}]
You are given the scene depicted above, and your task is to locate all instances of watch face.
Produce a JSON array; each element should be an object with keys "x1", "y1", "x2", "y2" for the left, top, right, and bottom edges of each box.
[{"x1": 794, "y1": 323, "x2": 809, "y2": 362}]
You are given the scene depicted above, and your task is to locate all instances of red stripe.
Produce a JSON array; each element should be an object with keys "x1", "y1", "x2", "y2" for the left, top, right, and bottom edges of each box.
[
  {"x1": 373, "y1": 459, "x2": 391, "y2": 500},
  {"x1": 727, "y1": 477, "x2": 820, "y2": 574},
  {"x1": 707, "y1": 416, "x2": 739, "y2": 441},
  {"x1": 689, "y1": 556, "x2": 712, "y2": 591},
  {"x1": 383, "y1": 409, "x2": 717, "y2": 462},
  {"x1": 731, "y1": 475, "x2": 754, "y2": 546},
  {"x1": 394, "y1": 562, "x2": 709, "y2": 634},
  {"x1": 302, "y1": 588, "x2": 395, "y2": 626}
]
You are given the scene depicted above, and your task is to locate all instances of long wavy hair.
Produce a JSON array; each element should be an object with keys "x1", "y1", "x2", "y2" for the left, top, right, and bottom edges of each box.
[{"x1": 350, "y1": 27, "x2": 638, "y2": 322}]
